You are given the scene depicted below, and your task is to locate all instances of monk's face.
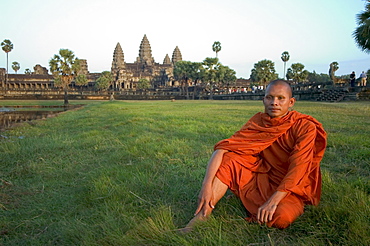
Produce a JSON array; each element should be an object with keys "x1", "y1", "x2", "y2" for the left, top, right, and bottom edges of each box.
[{"x1": 263, "y1": 83, "x2": 295, "y2": 118}]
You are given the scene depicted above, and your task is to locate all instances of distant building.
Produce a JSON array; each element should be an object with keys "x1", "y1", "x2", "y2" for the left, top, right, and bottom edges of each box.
[
  {"x1": 110, "y1": 34, "x2": 182, "y2": 90},
  {"x1": 0, "y1": 35, "x2": 182, "y2": 91}
]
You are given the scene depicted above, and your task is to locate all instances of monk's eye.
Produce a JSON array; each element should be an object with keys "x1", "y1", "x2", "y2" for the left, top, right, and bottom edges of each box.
[
  {"x1": 278, "y1": 96, "x2": 285, "y2": 100},
  {"x1": 265, "y1": 96, "x2": 272, "y2": 100}
]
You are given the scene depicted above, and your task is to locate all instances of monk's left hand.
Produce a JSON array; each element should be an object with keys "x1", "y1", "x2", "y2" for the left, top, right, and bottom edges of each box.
[
  {"x1": 257, "y1": 202, "x2": 277, "y2": 223},
  {"x1": 257, "y1": 191, "x2": 287, "y2": 224}
]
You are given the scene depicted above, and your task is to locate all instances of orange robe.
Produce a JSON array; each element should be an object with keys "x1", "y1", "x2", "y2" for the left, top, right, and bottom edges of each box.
[{"x1": 214, "y1": 111, "x2": 327, "y2": 228}]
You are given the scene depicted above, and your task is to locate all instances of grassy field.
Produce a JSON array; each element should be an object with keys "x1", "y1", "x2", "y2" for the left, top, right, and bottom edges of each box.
[{"x1": 1, "y1": 100, "x2": 369, "y2": 245}]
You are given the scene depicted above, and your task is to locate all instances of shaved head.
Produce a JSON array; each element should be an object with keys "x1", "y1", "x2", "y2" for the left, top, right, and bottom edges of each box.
[
  {"x1": 263, "y1": 80, "x2": 296, "y2": 118},
  {"x1": 265, "y1": 80, "x2": 293, "y2": 98}
]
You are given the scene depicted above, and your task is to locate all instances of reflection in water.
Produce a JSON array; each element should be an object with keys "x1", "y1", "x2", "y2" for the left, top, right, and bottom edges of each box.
[
  {"x1": 0, "y1": 105, "x2": 83, "y2": 131},
  {"x1": 0, "y1": 110, "x2": 64, "y2": 130}
]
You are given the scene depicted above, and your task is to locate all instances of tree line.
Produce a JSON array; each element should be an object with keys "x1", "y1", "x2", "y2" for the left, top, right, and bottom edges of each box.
[{"x1": 249, "y1": 56, "x2": 334, "y2": 88}]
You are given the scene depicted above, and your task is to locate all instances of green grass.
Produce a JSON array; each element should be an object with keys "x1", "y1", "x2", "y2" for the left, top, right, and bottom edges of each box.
[{"x1": 1, "y1": 100, "x2": 369, "y2": 245}]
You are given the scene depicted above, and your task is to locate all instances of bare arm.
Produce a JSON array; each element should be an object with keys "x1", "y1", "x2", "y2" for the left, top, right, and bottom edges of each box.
[{"x1": 195, "y1": 149, "x2": 228, "y2": 216}]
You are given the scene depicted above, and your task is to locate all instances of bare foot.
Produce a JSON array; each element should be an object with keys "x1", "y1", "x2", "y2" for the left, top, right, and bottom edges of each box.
[
  {"x1": 177, "y1": 226, "x2": 193, "y2": 234},
  {"x1": 177, "y1": 213, "x2": 209, "y2": 234}
]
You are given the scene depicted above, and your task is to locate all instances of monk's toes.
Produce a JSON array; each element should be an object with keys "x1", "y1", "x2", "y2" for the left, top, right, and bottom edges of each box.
[{"x1": 176, "y1": 227, "x2": 193, "y2": 234}]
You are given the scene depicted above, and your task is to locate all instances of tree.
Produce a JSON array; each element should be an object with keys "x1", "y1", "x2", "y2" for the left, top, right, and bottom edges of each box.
[
  {"x1": 49, "y1": 49, "x2": 81, "y2": 105},
  {"x1": 353, "y1": 1, "x2": 370, "y2": 53},
  {"x1": 137, "y1": 78, "x2": 151, "y2": 90},
  {"x1": 287, "y1": 63, "x2": 309, "y2": 83},
  {"x1": 212, "y1": 41, "x2": 222, "y2": 58},
  {"x1": 329, "y1": 61, "x2": 339, "y2": 82},
  {"x1": 203, "y1": 57, "x2": 221, "y2": 99},
  {"x1": 250, "y1": 59, "x2": 278, "y2": 88},
  {"x1": 1, "y1": 39, "x2": 13, "y2": 87},
  {"x1": 281, "y1": 51, "x2": 290, "y2": 79},
  {"x1": 75, "y1": 74, "x2": 88, "y2": 87},
  {"x1": 24, "y1": 68, "x2": 32, "y2": 75},
  {"x1": 188, "y1": 62, "x2": 204, "y2": 99},
  {"x1": 174, "y1": 60, "x2": 198, "y2": 99},
  {"x1": 95, "y1": 71, "x2": 113, "y2": 91},
  {"x1": 307, "y1": 71, "x2": 331, "y2": 83},
  {"x1": 286, "y1": 68, "x2": 293, "y2": 81},
  {"x1": 217, "y1": 65, "x2": 237, "y2": 93},
  {"x1": 12, "y1": 61, "x2": 20, "y2": 74}
]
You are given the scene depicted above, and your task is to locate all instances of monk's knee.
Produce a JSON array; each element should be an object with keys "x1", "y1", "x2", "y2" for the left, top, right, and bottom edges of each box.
[
  {"x1": 267, "y1": 211, "x2": 300, "y2": 228},
  {"x1": 270, "y1": 215, "x2": 294, "y2": 229},
  {"x1": 268, "y1": 200, "x2": 304, "y2": 229}
]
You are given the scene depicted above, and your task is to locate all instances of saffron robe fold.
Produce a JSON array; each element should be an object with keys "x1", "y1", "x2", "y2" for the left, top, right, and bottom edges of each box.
[{"x1": 214, "y1": 111, "x2": 327, "y2": 227}]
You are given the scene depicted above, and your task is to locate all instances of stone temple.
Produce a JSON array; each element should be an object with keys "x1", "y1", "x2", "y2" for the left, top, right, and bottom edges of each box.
[
  {"x1": 110, "y1": 34, "x2": 182, "y2": 90},
  {"x1": 0, "y1": 34, "x2": 182, "y2": 91}
]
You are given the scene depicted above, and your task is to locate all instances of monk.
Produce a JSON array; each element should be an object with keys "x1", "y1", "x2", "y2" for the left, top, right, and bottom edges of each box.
[{"x1": 182, "y1": 80, "x2": 327, "y2": 231}]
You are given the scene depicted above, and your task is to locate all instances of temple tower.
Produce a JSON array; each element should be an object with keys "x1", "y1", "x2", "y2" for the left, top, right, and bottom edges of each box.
[
  {"x1": 108, "y1": 35, "x2": 182, "y2": 91},
  {"x1": 33, "y1": 64, "x2": 49, "y2": 75},
  {"x1": 172, "y1": 46, "x2": 182, "y2": 65},
  {"x1": 111, "y1": 42, "x2": 127, "y2": 90},
  {"x1": 111, "y1": 42, "x2": 125, "y2": 74},
  {"x1": 77, "y1": 59, "x2": 89, "y2": 75},
  {"x1": 163, "y1": 54, "x2": 171, "y2": 65},
  {"x1": 136, "y1": 34, "x2": 154, "y2": 66},
  {"x1": 0, "y1": 68, "x2": 5, "y2": 87}
]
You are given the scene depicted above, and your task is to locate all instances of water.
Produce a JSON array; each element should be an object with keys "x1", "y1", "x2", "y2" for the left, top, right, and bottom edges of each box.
[{"x1": 0, "y1": 105, "x2": 82, "y2": 131}]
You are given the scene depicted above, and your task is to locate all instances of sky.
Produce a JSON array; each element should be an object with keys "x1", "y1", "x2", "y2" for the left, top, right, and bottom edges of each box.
[{"x1": 0, "y1": 0, "x2": 369, "y2": 79}]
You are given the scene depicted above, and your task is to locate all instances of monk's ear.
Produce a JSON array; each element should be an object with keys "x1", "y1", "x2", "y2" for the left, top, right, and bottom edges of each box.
[{"x1": 289, "y1": 97, "x2": 296, "y2": 107}]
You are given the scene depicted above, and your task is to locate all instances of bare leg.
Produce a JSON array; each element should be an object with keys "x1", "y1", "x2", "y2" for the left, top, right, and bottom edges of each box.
[{"x1": 179, "y1": 177, "x2": 228, "y2": 233}]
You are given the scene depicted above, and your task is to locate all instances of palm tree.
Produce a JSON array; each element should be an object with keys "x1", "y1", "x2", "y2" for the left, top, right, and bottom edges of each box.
[
  {"x1": 218, "y1": 65, "x2": 237, "y2": 93},
  {"x1": 12, "y1": 61, "x2": 20, "y2": 74},
  {"x1": 49, "y1": 49, "x2": 81, "y2": 105},
  {"x1": 95, "y1": 71, "x2": 113, "y2": 91},
  {"x1": 24, "y1": 68, "x2": 32, "y2": 75},
  {"x1": 250, "y1": 59, "x2": 278, "y2": 88},
  {"x1": 281, "y1": 51, "x2": 290, "y2": 79},
  {"x1": 203, "y1": 57, "x2": 220, "y2": 99},
  {"x1": 188, "y1": 62, "x2": 204, "y2": 99},
  {"x1": 289, "y1": 63, "x2": 309, "y2": 83},
  {"x1": 174, "y1": 60, "x2": 197, "y2": 99},
  {"x1": 1, "y1": 39, "x2": 14, "y2": 88},
  {"x1": 212, "y1": 41, "x2": 221, "y2": 58},
  {"x1": 75, "y1": 74, "x2": 88, "y2": 87},
  {"x1": 353, "y1": 1, "x2": 370, "y2": 53}
]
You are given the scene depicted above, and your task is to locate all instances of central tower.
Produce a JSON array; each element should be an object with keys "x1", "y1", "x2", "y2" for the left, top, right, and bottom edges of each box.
[{"x1": 136, "y1": 34, "x2": 154, "y2": 66}]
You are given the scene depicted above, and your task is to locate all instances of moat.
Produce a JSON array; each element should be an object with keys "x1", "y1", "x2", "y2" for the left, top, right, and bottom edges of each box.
[{"x1": 0, "y1": 105, "x2": 83, "y2": 131}]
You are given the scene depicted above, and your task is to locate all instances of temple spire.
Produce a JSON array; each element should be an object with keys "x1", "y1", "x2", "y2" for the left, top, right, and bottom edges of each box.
[
  {"x1": 163, "y1": 54, "x2": 171, "y2": 65},
  {"x1": 172, "y1": 46, "x2": 182, "y2": 65},
  {"x1": 136, "y1": 34, "x2": 154, "y2": 65},
  {"x1": 111, "y1": 42, "x2": 125, "y2": 73}
]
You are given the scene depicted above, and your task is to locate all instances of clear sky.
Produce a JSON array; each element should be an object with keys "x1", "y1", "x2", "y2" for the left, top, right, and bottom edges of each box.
[{"x1": 0, "y1": 0, "x2": 369, "y2": 78}]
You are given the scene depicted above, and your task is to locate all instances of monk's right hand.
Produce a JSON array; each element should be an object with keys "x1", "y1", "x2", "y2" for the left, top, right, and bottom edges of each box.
[{"x1": 194, "y1": 185, "x2": 214, "y2": 217}]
